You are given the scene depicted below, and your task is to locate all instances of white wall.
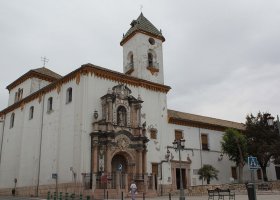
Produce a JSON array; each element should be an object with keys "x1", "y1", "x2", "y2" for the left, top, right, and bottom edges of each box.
[
  {"x1": 8, "y1": 78, "x2": 52, "y2": 107},
  {"x1": 160, "y1": 124, "x2": 237, "y2": 186},
  {"x1": 123, "y1": 33, "x2": 164, "y2": 84},
  {"x1": 8, "y1": 79, "x2": 32, "y2": 106}
]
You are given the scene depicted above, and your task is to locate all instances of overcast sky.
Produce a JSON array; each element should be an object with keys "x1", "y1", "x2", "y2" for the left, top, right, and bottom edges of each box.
[{"x1": 1, "y1": 0, "x2": 280, "y2": 123}]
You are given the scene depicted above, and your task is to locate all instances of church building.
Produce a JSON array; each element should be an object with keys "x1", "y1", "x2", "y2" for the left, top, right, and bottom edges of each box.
[{"x1": 0, "y1": 13, "x2": 278, "y2": 197}]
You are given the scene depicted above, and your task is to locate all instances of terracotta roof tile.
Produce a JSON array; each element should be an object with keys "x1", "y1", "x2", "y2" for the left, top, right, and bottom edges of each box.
[
  {"x1": 32, "y1": 67, "x2": 62, "y2": 79},
  {"x1": 6, "y1": 67, "x2": 62, "y2": 91},
  {"x1": 120, "y1": 13, "x2": 165, "y2": 45},
  {"x1": 168, "y1": 109, "x2": 245, "y2": 131}
]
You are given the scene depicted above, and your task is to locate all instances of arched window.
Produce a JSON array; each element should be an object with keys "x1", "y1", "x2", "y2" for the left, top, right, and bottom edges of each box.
[
  {"x1": 130, "y1": 54, "x2": 134, "y2": 66},
  {"x1": 148, "y1": 52, "x2": 153, "y2": 67},
  {"x1": 117, "y1": 106, "x2": 127, "y2": 126},
  {"x1": 47, "y1": 97, "x2": 53, "y2": 112},
  {"x1": 66, "y1": 87, "x2": 72, "y2": 103},
  {"x1": 29, "y1": 106, "x2": 34, "y2": 120},
  {"x1": 14, "y1": 92, "x2": 18, "y2": 103},
  {"x1": 10, "y1": 113, "x2": 15, "y2": 128}
]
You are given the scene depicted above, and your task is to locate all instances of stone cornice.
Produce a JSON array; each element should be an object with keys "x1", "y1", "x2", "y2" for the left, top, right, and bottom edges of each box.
[
  {"x1": 120, "y1": 30, "x2": 165, "y2": 46},
  {"x1": 0, "y1": 64, "x2": 171, "y2": 117}
]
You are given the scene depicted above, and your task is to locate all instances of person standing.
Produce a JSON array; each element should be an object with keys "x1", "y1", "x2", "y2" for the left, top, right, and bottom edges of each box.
[{"x1": 130, "y1": 181, "x2": 137, "y2": 200}]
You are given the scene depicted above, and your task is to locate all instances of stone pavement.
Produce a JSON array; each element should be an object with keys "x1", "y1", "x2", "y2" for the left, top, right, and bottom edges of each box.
[{"x1": 1, "y1": 194, "x2": 280, "y2": 200}]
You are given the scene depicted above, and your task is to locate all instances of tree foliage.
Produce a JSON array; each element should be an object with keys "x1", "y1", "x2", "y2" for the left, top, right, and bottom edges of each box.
[
  {"x1": 221, "y1": 128, "x2": 247, "y2": 183},
  {"x1": 245, "y1": 112, "x2": 280, "y2": 181},
  {"x1": 221, "y1": 128, "x2": 247, "y2": 166},
  {"x1": 198, "y1": 164, "x2": 219, "y2": 184}
]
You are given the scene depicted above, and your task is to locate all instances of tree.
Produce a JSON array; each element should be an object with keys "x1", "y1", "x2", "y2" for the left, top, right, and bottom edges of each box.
[
  {"x1": 198, "y1": 164, "x2": 219, "y2": 184},
  {"x1": 221, "y1": 128, "x2": 247, "y2": 183},
  {"x1": 245, "y1": 112, "x2": 280, "y2": 181}
]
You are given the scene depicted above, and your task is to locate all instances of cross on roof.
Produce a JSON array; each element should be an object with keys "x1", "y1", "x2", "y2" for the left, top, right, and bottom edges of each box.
[{"x1": 41, "y1": 56, "x2": 49, "y2": 67}]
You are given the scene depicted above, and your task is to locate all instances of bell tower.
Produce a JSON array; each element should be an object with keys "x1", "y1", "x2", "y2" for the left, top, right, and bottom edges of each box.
[{"x1": 120, "y1": 13, "x2": 165, "y2": 84}]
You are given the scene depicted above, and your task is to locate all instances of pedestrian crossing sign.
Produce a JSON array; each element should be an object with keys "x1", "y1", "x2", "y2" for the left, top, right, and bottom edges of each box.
[{"x1": 248, "y1": 156, "x2": 259, "y2": 170}]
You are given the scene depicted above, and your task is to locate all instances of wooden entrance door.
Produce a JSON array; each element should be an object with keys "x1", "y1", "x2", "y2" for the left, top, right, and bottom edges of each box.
[{"x1": 152, "y1": 163, "x2": 158, "y2": 190}]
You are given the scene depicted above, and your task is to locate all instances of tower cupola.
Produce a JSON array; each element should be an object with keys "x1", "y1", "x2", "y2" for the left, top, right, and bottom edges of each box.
[{"x1": 121, "y1": 13, "x2": 165, "y2": 84}]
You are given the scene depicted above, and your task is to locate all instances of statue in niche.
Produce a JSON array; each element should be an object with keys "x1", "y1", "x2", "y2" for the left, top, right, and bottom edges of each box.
[{"x1": 117, "y1": 106, "x2": 127, "y2": 126}]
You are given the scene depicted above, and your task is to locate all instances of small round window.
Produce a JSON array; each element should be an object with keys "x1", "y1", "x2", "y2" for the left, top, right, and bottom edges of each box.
[{"x1": 149, "y1": 38, "x2": 155, "y2": 45}]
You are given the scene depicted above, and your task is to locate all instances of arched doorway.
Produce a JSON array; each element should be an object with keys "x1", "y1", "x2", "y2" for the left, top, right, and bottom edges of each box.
[
  {"x1": 111, "y1": 154, "x2": 128, "y2": 173},
  {"x1": 111, "y1": 154, "x2": 129, "y2": 190}
]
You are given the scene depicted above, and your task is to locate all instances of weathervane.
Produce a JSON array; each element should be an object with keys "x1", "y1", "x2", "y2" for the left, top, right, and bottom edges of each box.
[
  {"x1": 41, "y1": 56, "x2": 49, "y2": 67},
  {"x1": 140, "y1": 5, "x2": 143, "y2": 12}
]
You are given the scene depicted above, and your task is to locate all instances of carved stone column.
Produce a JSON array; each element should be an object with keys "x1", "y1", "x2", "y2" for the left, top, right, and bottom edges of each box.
[
  {"x1": 108, "y1": 99, "x2": 113, "y2": 122},
  {"x1": 142, "y1": 149, "x2": 147, "y2": 174},
  {"x1": 138, "y1": 149, "x2": 143, "y2": 174},
  {"x1": 106, "y1": 145, "x2": 112, "y2": 173},
  {"x1": 93, "y1": 145, "x2": 98, "y2": 173}
]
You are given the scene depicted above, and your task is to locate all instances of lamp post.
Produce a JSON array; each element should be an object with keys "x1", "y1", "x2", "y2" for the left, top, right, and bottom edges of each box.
[
  {"x1": 172, "y1": 139, "x2": 186, "y2": 200},
  {"x1": 267, "y1": 114, "x2": 280, "y2": 135}
]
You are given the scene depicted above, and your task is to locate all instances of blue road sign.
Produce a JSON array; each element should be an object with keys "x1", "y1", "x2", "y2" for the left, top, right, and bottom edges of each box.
[{"x1": 248, "y1": 156, "x2": 259, "y2": 170}]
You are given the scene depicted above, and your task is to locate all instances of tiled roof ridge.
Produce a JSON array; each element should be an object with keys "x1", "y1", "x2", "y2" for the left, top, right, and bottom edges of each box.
[
  {"x1": 168, "y1": 109, "x2": 244, "y2": 124},
  {"x1": 6, "y1": 67, "x2": 62, "y2": 91},
  {"x1": 32, "y1": 67, "x2": 62, "y2": 79},
  {"x1": 168, "y1": 109, "x2": 245, "y2": 131}
]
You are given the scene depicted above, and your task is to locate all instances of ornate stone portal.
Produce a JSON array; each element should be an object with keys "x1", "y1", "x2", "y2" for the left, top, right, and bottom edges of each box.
[{"x1": 90, "y1": 84, "x2": 149, "y2": 176}]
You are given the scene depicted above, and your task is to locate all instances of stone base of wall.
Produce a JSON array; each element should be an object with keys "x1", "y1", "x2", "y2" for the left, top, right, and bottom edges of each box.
[
  {"x1": 187, "y1": 180, "x2": 280, "y2": 196},
  {"x1": 1, "y1": 181, "x2": 280, "y2": 198},
  {"x1": 0, "y1": 182, "x2": 90, "y2": 198}
]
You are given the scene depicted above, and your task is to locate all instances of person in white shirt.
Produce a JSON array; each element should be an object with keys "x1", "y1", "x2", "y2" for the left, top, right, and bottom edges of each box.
[{"x1": 130, "y1": 181, "x2": 137, "y2": 200}]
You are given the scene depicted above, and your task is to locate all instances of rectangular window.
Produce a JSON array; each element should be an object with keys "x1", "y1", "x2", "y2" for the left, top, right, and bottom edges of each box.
[
  {"x1": 175, "y1": 130, "x2": 183, "y2": 140},
  {"x1": 150, "y1": 129, "x2": 157, "y2": 139},
  {"x1": 231, "y1": 167, "x2": 237, "y2": 180},
  {"x1": 201, "y1": 134, "x2": 209, "y2": 150}
]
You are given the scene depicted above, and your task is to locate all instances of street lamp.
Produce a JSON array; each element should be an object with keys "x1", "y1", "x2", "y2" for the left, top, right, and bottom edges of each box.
[
  {"x1": 172, "y1": 139, "x2": 186, "y2": 200},
  {"x1": 267, "y1": 115, "x2": 280, "y2": 135}
]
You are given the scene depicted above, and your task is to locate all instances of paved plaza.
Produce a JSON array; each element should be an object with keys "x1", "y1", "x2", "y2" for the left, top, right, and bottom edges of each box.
[{"x1": 1, "y1": 194, "x2": 280, "y2": 200}]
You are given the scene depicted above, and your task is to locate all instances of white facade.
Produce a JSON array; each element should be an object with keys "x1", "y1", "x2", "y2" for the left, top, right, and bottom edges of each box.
[{"x1": 0, "y1": 13, "x2": 278, "y2": 195}]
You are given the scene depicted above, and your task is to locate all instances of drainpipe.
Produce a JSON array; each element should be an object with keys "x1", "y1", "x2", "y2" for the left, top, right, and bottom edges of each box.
[
  {"x1": 198, "y1": 128, "x2": 203, "y2": 185},
  {"x1": 0, "y1": 117, "x2": 5, "y2": 163},
  {"x1": 159, "y1": 159, "x2": 168, "y2": 196},
  {"x1": 36, "y1": 94, "x2": 45, "y2": 196}
]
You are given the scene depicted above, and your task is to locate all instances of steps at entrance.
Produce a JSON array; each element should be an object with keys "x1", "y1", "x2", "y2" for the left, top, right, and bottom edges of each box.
[
  {"x1": 93, "y1": 189, "x2": 119, "y2": 199},
  {"x1": 93, "y1": 189, "x2": 158, "y2": 199}
]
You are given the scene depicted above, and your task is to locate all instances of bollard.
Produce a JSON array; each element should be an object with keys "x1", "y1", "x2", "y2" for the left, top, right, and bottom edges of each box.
[
  {"x1": 65, "y1": 193, "x2": 68, "y2": 200},
  {"x1": 47, "y1": 191, "x2": 50, "y2": 200},
  {"x1": 59, "y1": 192, "x2": 62, "y2": 200},
  {"x1": 86, "y1": 195, "x2": 90, "y2": 200},
  {"x1": 80, "y1": 193, "x2": 83, "y2": 200},
  {"x1": 169, "y1": 192, "x2": 171, "y2": 200},
  {"x1": 107, "y1": 190, "x2": 108, "y2": 200},
  {"x1": 121, "y1": 191, "x2": 123, "y2": 200},
  {"x1": 143, "y1": 192, "x2": 145, "y2": 200},
  {"x1": 53, "y1": 192, "x2": 57, "y2": 200}
]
